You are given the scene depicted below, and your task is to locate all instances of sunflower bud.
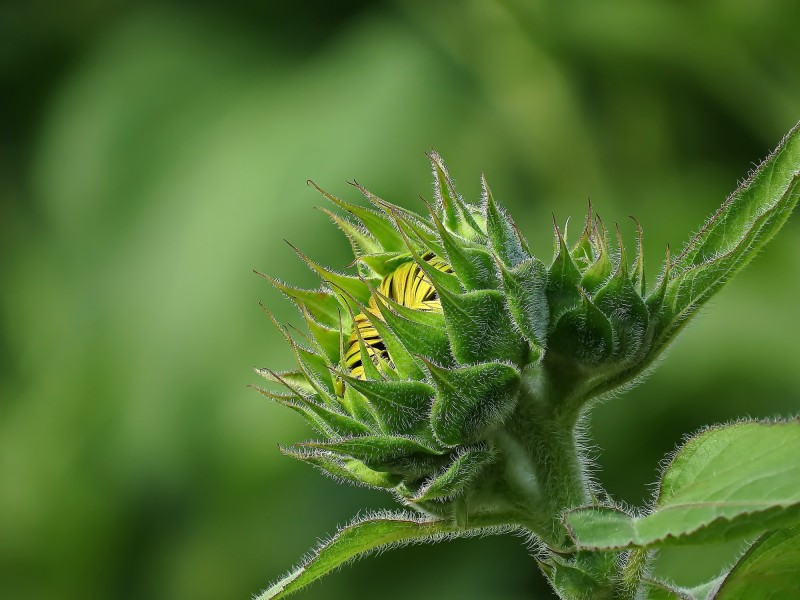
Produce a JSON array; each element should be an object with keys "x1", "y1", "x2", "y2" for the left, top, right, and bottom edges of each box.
[{"x1": 256, "y1": 152, "x2": 677, "y2": 522}]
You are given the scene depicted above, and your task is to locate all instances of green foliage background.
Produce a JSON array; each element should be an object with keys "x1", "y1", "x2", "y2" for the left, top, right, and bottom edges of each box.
[{"x1": 2, "y1": 2, "x2": 799, "y2": 598}]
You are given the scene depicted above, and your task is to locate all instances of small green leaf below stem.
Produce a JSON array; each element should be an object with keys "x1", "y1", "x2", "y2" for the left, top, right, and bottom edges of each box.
[
  {"x1": 256, "y1": 512, "x2": 513, "y2": 600},
  {"x1": 710, "y1": 525, "x2": 800, "y2": 599},
  {"x1": 564, "y1": 421, "x2": 800, "y2": 550}
]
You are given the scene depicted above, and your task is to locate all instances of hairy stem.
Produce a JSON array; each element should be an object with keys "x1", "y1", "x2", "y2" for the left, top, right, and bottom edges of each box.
[
  {"x1": 617, "y1": 548, "x2": 651, "y2": 599},
  {"x1": 496, "y1": 368, "x2": 590, "y2": 546}
]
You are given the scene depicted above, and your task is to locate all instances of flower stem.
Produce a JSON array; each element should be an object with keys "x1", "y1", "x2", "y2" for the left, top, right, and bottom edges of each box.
[{"x1": 496, "y1": 368, "x2": 590, "y2": 545}]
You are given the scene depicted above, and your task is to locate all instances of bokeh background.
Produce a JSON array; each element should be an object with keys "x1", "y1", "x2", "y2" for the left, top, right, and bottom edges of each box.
[{"x1": 2, "y1": 1, "x2": 799, "y2": 599}]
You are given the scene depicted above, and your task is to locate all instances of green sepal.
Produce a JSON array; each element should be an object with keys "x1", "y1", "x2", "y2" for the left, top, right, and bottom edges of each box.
[
  {"x1": 360, "y1": 313, "x2": 423, "y2": 379},
  {"x1": 410, "y1": 445, "x2": 497, "y2": 501},
  {"x1": 428, "y1": 206, "x2": 497, "y2": 290},
  {"x1": 351, "y1": 180, "x2": 439, "y2": 241},
  {"x1": 429, "y1": 150, "x2": 485, "y2": 240},
  {"x1": 367, "y1": 280, "x2": 445, "y2": 329},
  {"x1": 579, "y1": 220, "x2": 613, "y2": 293},
  {"x1": 353, "y1": 305, "x2": 427, "y2": 380},
  {"x1": 356, "y1": 252, "x2": 409, "y2": 278},
  {"x1": 337, "y1": 374, "x2": 434, "y2": 435},
  {"x1": 280, "y1": 447, "x2": 402, "y2": 489},
  {"x1": 630, "y1": 217, "x2": 646, "y2": 297},
  {"x1": 252, "y1": 384, "x2": 370, "y2": 438},
  {"x1": 287, "y1": 242, "x2": 373, "y2": 306},
  {"x1": 299, "y1": 306, "x2": 341, "y2": 364},
  {"x1": 304, "y1": 435, "x2": 446, "y2": 475},
  {"x1": 547, "y1": 220, "x2": 583, "y2": 321},
  {"x1": 339, "y1": 384, "x2": 381, "y2": 429},
  {"x1": 425, "y1": 359, "x2": 521, "y2": 446},
  {"x1": 570, "y1": 199, "x2": 596, "y2": 267},
  {"x1": 436, "y1": 286, "x2": 526, "y2": 365},
  {"x1": 252, "y1": 386, "x2": 333, "y2": 436},
  {"x1": 254, "y1": 368, "x2": 315, "y2": 396},
  {"x1": 318, "y1": 206, "x2": 382, "y2": 256},
  {"x1": 369, "y1": 291, "x2": 453, "y2": 366},
  {"x1": 496, "y1": 256, "x2": 549, "y2": 352},
  {"x1": 483, "y1": 174, "x2": 529, "y2": 267},
  {"x1": 392, "y1": 225, "x2": 463, "y2": 296},
  {"x1": 390, "y1": 210, "x2": 447, "y2": 259},
  {"x1": 288, "y1": 337, "x2": 337, "y2": 402},
  {"x1": 256, "y1": 272, "x2": 343, "y2": 330},
  {"x1": 259, "y1": 304, "x2": 337, "y2": 404},
  {"x1": 593, "y1": 249, "x2": 649, "y2": 363},
  {"x1": 548, "y1": 288, "x2": 614, "y2": 367},
  {"x1": 308, "y1": 180, "x2": 406, "y2": 253}
]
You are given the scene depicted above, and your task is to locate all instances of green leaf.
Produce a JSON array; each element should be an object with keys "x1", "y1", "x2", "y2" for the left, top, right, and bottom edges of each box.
[
  {"x1": 257, "y1": 513, "x2": 469, "y2": 600},
  {"x1": 652, "y1": 121, "x2": 800, "y2": 352},
  {"x1": 565, "y1": 421, "x2": 800, "y2": 549},
  {"x1": 712, "y1": 525, "x2": 800, "y2": 599},
  {"x1": 426, "y1": 360, "x2": 520, "y2": 446}
]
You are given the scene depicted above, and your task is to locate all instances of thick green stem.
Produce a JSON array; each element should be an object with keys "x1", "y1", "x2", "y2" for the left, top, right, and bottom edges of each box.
[
  {"x1": 494, "y1": 367, "x2": 590, "y2": 546},
  {"x1": 495, "y1": 367, "x2": 634, "y2": 599}
]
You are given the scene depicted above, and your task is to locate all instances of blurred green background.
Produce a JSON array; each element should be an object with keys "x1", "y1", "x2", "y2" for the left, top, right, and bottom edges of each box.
[{"x1": 2, "y1": 1, "x2": 799, "y2": 598}]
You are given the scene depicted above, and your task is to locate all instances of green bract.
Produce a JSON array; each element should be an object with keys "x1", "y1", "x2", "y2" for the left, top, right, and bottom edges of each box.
[
  {"x1": 255, "y1": 122, "x2": 800, "y2": 600},
  {"x1": 258, "y1": 152, "x2": 664, "y2": 516}
]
